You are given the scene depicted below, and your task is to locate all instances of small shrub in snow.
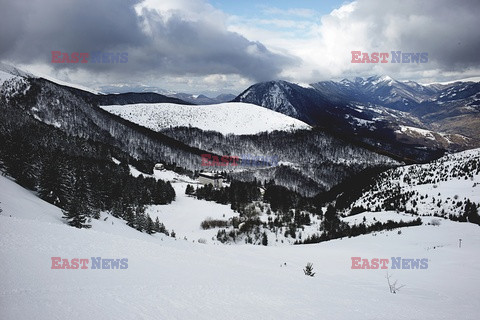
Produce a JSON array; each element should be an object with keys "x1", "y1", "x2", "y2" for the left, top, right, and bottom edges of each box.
[{"x1": 303, "y1": 263, "x2": 315, "y2": 277}]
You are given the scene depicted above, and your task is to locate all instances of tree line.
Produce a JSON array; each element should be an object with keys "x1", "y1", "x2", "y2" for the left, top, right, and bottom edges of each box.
[{"x1": 0, "y1": 111, "x2": 175, "y2": 229}]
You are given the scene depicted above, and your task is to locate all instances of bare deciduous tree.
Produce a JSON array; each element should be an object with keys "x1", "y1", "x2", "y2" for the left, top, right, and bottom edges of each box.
[{"x1": 386, "y1": 272, "x2": 405, "y2": 294}]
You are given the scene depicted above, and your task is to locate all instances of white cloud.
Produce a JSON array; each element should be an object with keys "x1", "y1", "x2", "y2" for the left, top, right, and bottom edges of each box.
[{"x1": 228, "y1": 0, "x2": 480, "y2": 83}]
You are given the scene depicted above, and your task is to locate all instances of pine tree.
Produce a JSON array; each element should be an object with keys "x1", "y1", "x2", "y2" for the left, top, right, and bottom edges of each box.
[
  {"x1": 125, "y1": 205, "x2": 135, "y2": 228},
  {"x1": 154, "y1": 216, "x2": 168, "y2": 235},
  {"x1": 38, "y1": 155, "x2": 62, "y2": 205},
  {"x1": 303, "y1": 263, "x2": 315, "y2": 277},
  {"x1": 62, "y1": 173, "x2": 91, "y2": 229},
  {"x1": 262, "y1": 231, "x2": 268, "y2": 246},
  {"x1": 322, "y1": 204, "x2": 340, "y2": 237},
  {"x1": 185, "y1": 184, "x2": 195, "y2": 195},
  {"x1": 134, "y1": 205, "x2": 146, "y2": 232},
  {"x1": 154, "y1": 216, "x2": 161, "y2": 232},
  {"x1": 62, "y1": 200, "x2": 90, "y2": 229},
  {"x1": 145, "y1": 214, "x2": 155, "y2": 234},
  {"x1": 466, "y1": 200, "x2": 480, "y2": 225},
  {"x1": 111, "y1": 199, "x2": 124, "y2": 218},
  {"x1": 63, "y1": 170, "x2": 91, "y2": 228}
]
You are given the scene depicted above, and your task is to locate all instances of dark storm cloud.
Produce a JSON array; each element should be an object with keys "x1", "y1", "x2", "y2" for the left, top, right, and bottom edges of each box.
[
  {"x1": 131, "y1": 8, "x2": 295, "y2": 81},
  {"x1": 0, "y1": 0, "x2": 145, "y2": 60},
  {"x1": 0, "y1": 0, "x2": 296, "y2": 82}
]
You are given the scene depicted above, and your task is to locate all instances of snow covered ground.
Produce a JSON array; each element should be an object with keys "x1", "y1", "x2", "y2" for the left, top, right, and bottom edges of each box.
[
  {"x1": 0, "y1": 62, "x2": 101, "y2": 94},
  {"x1": 0, "y1": 70, "x2": 17, "y2": 86},
  {"x1": 349, "y1": 148, "x2": 480, "y2": 218},
  {"x1": 1, "y1": 173, "x2": 480, "y2": 319},
  {"x1": 101, "y1": 102, "x2": 311, "y2": 135}
]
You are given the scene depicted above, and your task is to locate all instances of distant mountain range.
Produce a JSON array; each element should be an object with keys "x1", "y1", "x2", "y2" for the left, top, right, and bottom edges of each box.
[
  {"x1": 96, "y1": 83, "x2": 236, "y2": 105},
  {"x1": 167, "y1": 93, "x2": 237, "y2": 105},
  {"x1": 234, "y1": 76, "x2": 480, "y2": 152}
]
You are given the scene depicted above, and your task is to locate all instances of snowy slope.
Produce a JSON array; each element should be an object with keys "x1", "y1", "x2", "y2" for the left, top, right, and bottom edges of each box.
[
  {"x1": 1, "y1": 174, "x2": 480, "y2": 319},
  {"x1": 0, "y1": 70, "x2": 17, "y2": 85},
  {"x1": 395, "y1": 125, "x2": 470, "y2": 148},
  {"x1": 33, "y1": 71, "x2": 102, "y2": 94},
  {"x1": 348, "y1": 148, "x2": 480, "y2": 218},
  {"x1": 0, "y1": 62, "x2": 101, "y2": 94},
  {"x1": 100, "y1": 102, "x2": 311, "y2": 135},
  {"x1": 130, "y1": 166, "x2": 241, "y2": 243}
]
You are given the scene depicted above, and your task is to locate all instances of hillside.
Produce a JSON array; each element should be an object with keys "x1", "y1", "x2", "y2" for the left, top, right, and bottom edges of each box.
[
  {"x1": 101, "y1": 102, "x2": 312, "y2": 135},
  {"x1": 1, "y1": 173, "x2": 480, "y2": 320},
  {"x1": 346, "y1": 148, "x2": 480, "y2": 220}
]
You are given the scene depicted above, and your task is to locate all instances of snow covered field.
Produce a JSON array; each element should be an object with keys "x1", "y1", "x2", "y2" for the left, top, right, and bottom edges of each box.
[
  {"x1": 101, "y1": 102, "x2": 311, "y2": 135},
  {"x1": 1, "y1": 174, "x2": 480, "y2": 320}
]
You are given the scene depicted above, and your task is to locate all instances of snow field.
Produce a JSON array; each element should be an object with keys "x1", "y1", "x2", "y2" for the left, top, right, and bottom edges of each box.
[
  {"x1": 1, "y1": 174, "x2": 480, "y2": 319},
  {"x1": 101, "y1": 102, "x2": 311, "y2": 135}
]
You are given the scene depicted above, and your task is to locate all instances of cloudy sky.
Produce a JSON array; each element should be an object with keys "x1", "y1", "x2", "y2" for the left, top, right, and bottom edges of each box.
[{"x1": 1, "y1": 0, "x2": 479, "y2": 95}]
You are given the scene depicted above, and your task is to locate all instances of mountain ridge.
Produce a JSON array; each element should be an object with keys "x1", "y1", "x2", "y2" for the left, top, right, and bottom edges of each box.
[{"x1": 234, "y1": 76, "x2": 480, "y2": 154}]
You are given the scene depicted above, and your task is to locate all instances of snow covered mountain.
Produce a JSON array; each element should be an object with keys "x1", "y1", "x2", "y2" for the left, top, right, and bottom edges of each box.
[
  {"x1": 101, "y1": 102, "x2": 312, "y2": 135},
  {"x1": 235, "y1": 80, "x2": 332, "y2": 122},
  {"x1": 234, "y1": 76, "x2": 480, "y2": 154}
]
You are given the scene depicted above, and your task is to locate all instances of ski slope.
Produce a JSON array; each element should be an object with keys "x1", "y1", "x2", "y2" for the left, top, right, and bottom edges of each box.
[
  {"x1": 101, "y1": 102, "x2": 311, "y2": 135},
  {"x1": 1, "y1": 174, "x2": 480, "y2": 320}
]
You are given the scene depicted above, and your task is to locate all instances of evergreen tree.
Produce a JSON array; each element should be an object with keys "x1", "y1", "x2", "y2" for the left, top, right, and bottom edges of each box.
[
  {"x1": 124, "y1": 205, "x2": 135, "y2": 228},
  {"x1": 145, "y1": 214, "x2": 155, "y2": 234},
  {"x1": 111, "y1": 199, "x2": 124, "y2": 218},
  {"x1": 262, "y1": 231, "x2": 268, "y2": 246},
  {"x1": 466, "y1": 200, "x2": 480, "y2": 225},
  {"x1": 185, "y1": 184, "x2": 195, "y2": 195},
  {"x1": 62, "y1": 173, "x2": 91, "y2": 229},
  {"x1": 134, "y1": 205, "x2": 146, "y2": 232},
  {"x1": 154, "y1": 217, "x2": 168, "y2": 235},
  {"x1": 38, "y1": 155, "x2": 63, "y2": 205},
  {"x1": 323, "y1": 205, "x2": 339, "y2": 231},
  {"x1": 303, "y1": 263, "x2": 315, "y2": 277},
  {"x1": 2, "y1": 131, "x2": 39, "y2": 190},
  {"x1": 154, "y1": 216, "x2": 161, "y2": 232}
]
